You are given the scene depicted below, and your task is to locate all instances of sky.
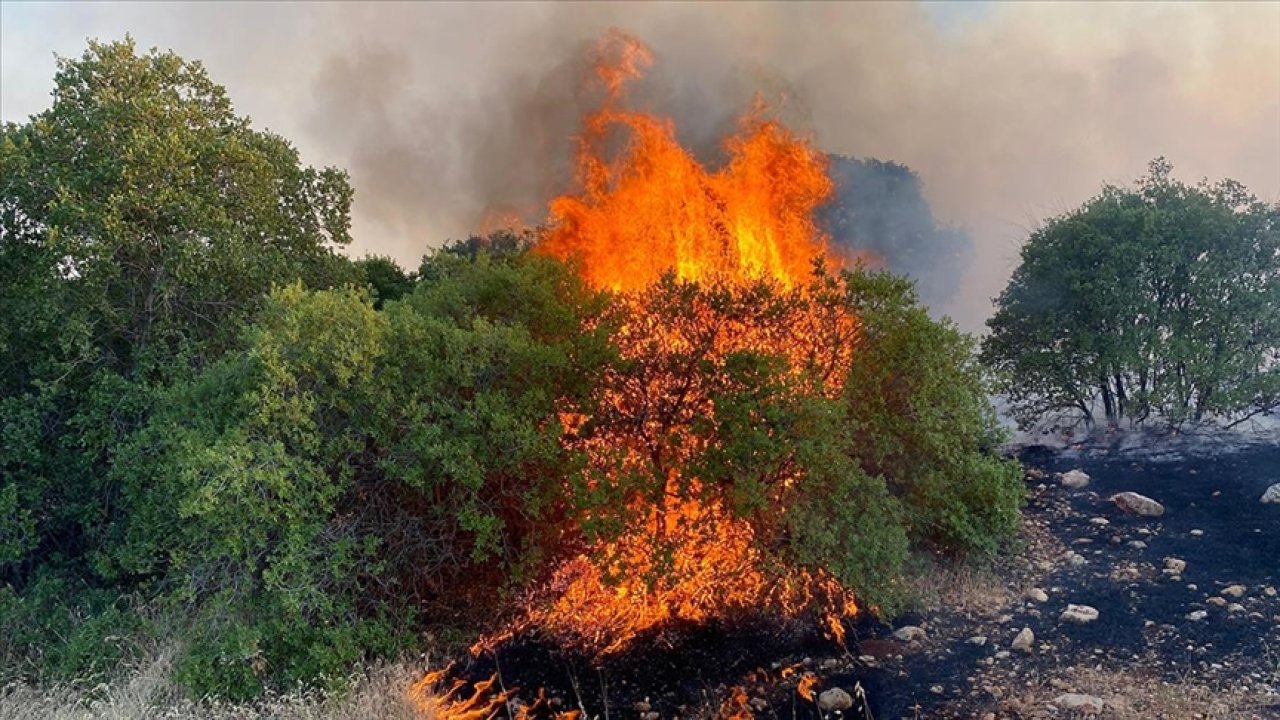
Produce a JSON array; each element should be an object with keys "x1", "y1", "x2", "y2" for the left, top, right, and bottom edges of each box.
[{"x1": 2, "y1": 1, "x2": 1278, "y2": 330}]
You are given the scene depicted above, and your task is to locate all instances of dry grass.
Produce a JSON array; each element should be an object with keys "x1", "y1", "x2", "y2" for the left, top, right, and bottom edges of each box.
[
  {"x1": 906, "y1": 562, "x2": 1019, "y2": 620},
  {"x1": 994, "y1": 662, "x2": 1280, "y2": 719},
  {"x1": 0, "y1": 647, "x2": 432, "y2": 720}
]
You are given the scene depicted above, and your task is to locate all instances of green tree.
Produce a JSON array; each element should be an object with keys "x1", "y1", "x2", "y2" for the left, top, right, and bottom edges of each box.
[
  {"x1": 983, "y1": 160, "x2": 1280, "y2": 430},
  {"x1": 0, "y1": 38, "x2": 357, "y2": 584},
  {"x1": 110, "y1": 251, "x2": 612, "y2": 696}
]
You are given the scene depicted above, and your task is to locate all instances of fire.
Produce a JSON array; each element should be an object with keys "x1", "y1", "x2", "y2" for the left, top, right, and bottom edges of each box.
[
  {"x1": 506, "y1": 29, "x2": 860, "y2": 657},
  {"x1": 537, "y1": 30, "x2": 841, "y2": 292}
]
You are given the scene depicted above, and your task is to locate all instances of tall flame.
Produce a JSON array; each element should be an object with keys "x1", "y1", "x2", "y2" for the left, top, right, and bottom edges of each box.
[
  {"x1": 503, "y1": 30, "x2": 859, "y2": 656},
  {"x1": 537, "y1": 29, "x2": 840, "y2": 291}
]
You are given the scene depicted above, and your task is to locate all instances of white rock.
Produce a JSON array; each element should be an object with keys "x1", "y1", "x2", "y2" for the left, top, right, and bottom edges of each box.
[
  {"x1": 1186, "y1": 610, "x2": 1208, "y2": 621},
  {"x1": 1190, "y1": 529, "x2": 1204, "y2": 537},
  {"x1": 1228, "y1": 603, "x2": 1246, "y2": 614},
  {"x1": 1164, "y1": 557, "x2": 1187, "y2": 573},
  {"x1": 1026, "y1": 588, "x2": 1049, "y2": 603},
  {"x1": 1222, "y1": 584, "x2": 1248, "y2": 598},
  {"x1": 892, "y1": 625, "x2": 926, "y2": 642},
  {"x1": 1090, "y1": 517, "x2": 1110, "y2": 526},
  {"x1": 967, "y1": 636, "x2": 988, "y2": 646},
  {"x1": 1053, "y1": 693, "x2": 1105, "y2": 712},
  {"x1": 817, "y1": 688, "x2": 853, "y2": 712},
  {"x1": 1262, "y1": 484, "x2": 1280, "y2": 504},
  {"x1": 1060, "y1": 469, "x2": 1091, "y2": 489},
  {"x1": 1111, "y1": 491, "x2": 1166, "y2": 517},
  {"x1": 1129, "y1": 540, "x2": 1148, "y2": 549},
  {"x1": 1011, "y1": 627, "x2": 1035, "y2": 652},
  {"x1": 1060, "y1": 604, "x2": 1100, "y2": 624}
]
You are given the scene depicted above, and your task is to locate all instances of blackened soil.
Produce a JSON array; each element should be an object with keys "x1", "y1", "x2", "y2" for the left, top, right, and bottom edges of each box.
[{"x1": 444, "y1": 442, "x2": 1280, "y2": 719}]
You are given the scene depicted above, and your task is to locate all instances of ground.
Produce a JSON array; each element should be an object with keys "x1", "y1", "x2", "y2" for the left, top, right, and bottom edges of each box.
[
  {"x1": 466, "y1": 440, "x2": 1280, "y2": 719},
  {"x1": 5, "y1": 440, "x2": 1279, "y2": 719}
]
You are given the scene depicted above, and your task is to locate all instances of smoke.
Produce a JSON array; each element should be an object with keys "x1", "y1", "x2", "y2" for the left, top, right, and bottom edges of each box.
[{"x1": 3, "y1": 1, "x2": 1278, "y2": 329}]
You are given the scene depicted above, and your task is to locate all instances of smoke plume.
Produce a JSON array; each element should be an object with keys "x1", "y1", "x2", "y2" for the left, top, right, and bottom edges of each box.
[{"x1": 2, "y1": 1, "x2": 1277, "y2": 328}]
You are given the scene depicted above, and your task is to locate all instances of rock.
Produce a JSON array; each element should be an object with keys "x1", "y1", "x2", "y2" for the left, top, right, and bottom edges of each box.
[
  {"x1": 1190, "y1": 529, "x2": 1204, "y2": 537},
  {"x1": 1186, "y1": 610, "x2": 1209, "y2": 621},
  {"x1": 634, "y1": 701, "x2": 652, "y2": 714},
  {"x1": 1129, "y1": 540, "x2": 1148, "y2": 550},
  {"x1": 1053, "y1": 693, "x2": 1105, "y2": 712},
  {"x1": 1065, "y1": 551, "x2": 1088, "y2": 567},
  {"x1": 892, "y1": 625, "x2": 926, "y2": 642},
  {"x1": 1011, "y1": 627, "x2": 1035, "y2": 652},
  {"x1": 1090, "y1": 517, "x2": 1110, "y2": 526},
  {"x1": 1165, "y1": 557, "x2": 1187, "y2": 574},
  {"x1": 967, "y1": 636, "x2": 988, "y2": 646},
  {"x1": 1060, "y1": 469, "x2": 1091, "y2": 489},
  {"x1": 1228, "y1": 603, "x2": 1246, "y2": 614},
  {"x1": 1026, "y1": 588, "x2": 1049, "y2": 603},
  {"x1": 1262, "y1": 484, "x2": 1280, "y2": 504},
  {"x1": 641, "y1": 713, "x2": 660, "y2": 720},
  {"x1": 817, "y1": 688, "x2": 853, "y2": 712},
  {"x1": 1060, "y1": 604, "x2": 1100, "y2": 624},
  {"x1": 1111, "y1": 491, "x2": 1166, "y2": 517},
  {"x1": 1207, "y1": 597, "x2": 1228, "y2": 608},
  {"x1": 1222, "y1": 584, "x2": 1247, "y2": 598},
  {"x1": 1265, "y1": 586, "x2": 1277, "y2": 597},
  {"x1": 930, "y1": 685, "x2": 944, "y2": 695}
]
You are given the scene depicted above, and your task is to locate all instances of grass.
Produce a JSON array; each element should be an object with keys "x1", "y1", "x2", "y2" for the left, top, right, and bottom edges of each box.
[{"x1": 0, "y1": 646, "x2": 430, "y2": 720}]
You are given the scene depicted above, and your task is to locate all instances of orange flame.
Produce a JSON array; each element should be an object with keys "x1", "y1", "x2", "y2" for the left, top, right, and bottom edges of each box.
[
  {"x1": 487, "y1": 29, "x2": 859, "y2": 661},
  {"x1": 538, "y1": 31, "x2": 840, "y2": 292}
]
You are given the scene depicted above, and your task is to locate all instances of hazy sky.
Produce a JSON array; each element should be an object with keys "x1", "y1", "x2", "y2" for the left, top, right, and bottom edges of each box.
[{"x1": 3, "y1": 1, "x2": 1278, "y2": 329}]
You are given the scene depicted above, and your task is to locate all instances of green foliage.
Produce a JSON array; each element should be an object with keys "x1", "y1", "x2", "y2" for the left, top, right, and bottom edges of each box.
[
  {"x1": 109, "y1": 253, "x2": 610, "y2": 693},
  {"x1": 0, "y1": 37, "x2": 359, "y2": 591},
  {"x1": 983, "y1": 159, "x2": 1280, "y2": 429},
  {"x1": 1, "y1": 36, "x2": 1023, "y2": 701},
  {"x1": 842, "y1": 269, "x2": 1022, "y2": 558},
  {"x1": 354, "y1": 255, "x2": 415, "y2": 308}
]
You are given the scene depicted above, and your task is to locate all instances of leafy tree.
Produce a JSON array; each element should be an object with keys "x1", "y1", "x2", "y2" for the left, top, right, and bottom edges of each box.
[
  {"x1": 354, "y1": 255, "x2": 415, "y2": 308},
  {"x1": 0, "y1": 37, "x2": 357, "y2": 585},
  {"x1": 109, "y1": 251, "x2": 612, "y2": 696},
  {"x1": 983, "y1": 160, "x2": 1280, "y2": 429}
]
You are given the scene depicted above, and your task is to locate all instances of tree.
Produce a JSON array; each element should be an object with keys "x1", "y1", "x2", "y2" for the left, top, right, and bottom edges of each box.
[
  {"x1": 108, "y1": 251, "x2": 613, "y2": 696},
  {"x1": 982, "y1": 159, "x2": 1280, "y2": 430},
  {"x1": 0, "y1": 37, "x2": 355, "y2": 597}
]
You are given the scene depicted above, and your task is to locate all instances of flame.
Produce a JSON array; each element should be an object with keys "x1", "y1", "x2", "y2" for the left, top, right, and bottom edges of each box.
[
  {"x1": 408, "y1": 667, "x2": 512, "y2": 720},
  {"x1": 481, "y1": 30, "x2": 861, "y2": 658},
  {"x1": 538, "y1": 30, "x2": 841, "y2": 292},
  {"x1": 797, "y1": 674, "x2": 820, "y2": 702}
]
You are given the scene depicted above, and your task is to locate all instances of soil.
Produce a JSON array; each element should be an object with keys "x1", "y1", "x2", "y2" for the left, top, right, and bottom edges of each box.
[{"x1": 447, "y1": 440, "x2": 1280, "y2": 719}]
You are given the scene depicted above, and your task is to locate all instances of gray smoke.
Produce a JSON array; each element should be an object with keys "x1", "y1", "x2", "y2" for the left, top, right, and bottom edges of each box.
[{"x1": 2, "y1": 1, "x2": 1277, "y2": 329}]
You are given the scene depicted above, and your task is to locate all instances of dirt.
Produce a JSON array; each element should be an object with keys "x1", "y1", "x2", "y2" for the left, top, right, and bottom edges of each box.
[{"x1": 449, "y1": 441, "x2": 1280, "y2": 719}]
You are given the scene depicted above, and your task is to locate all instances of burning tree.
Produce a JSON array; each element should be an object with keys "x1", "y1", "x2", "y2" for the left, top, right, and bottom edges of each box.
[{"x1": 497, "y1": 29, "x2": 1021, "y2": 656}]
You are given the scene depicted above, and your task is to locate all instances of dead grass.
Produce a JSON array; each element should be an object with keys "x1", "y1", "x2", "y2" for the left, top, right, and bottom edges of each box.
[
  {"x1": 907, "y1": 562, "x2": 1019, "y2": 620},
  {"x1": 0, "y1": 646, "x2": 431, "y2": 720},
  {"x1": 994, "y1": 662, "x2": 1280, "y2": 719}
]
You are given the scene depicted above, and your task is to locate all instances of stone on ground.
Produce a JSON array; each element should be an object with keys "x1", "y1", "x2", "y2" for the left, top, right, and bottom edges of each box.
[
  {"x1": 1060, "y1": 604, "x2": 1100, "y2": 623},
  {"x1": 1060, "y1": 469, "x2": 1091, "y2": 489},
  {"x1": 818, "y1": 688, "x2": 853, "y2": 712},
  {"x1": 1111, "y1": 491, "x2": 1165, "y2": 516}
]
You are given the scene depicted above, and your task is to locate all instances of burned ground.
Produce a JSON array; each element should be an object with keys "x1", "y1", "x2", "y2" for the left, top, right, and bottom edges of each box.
[{"x1": 448, "y1": 441, "x2": 1280, "y2": 719}]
